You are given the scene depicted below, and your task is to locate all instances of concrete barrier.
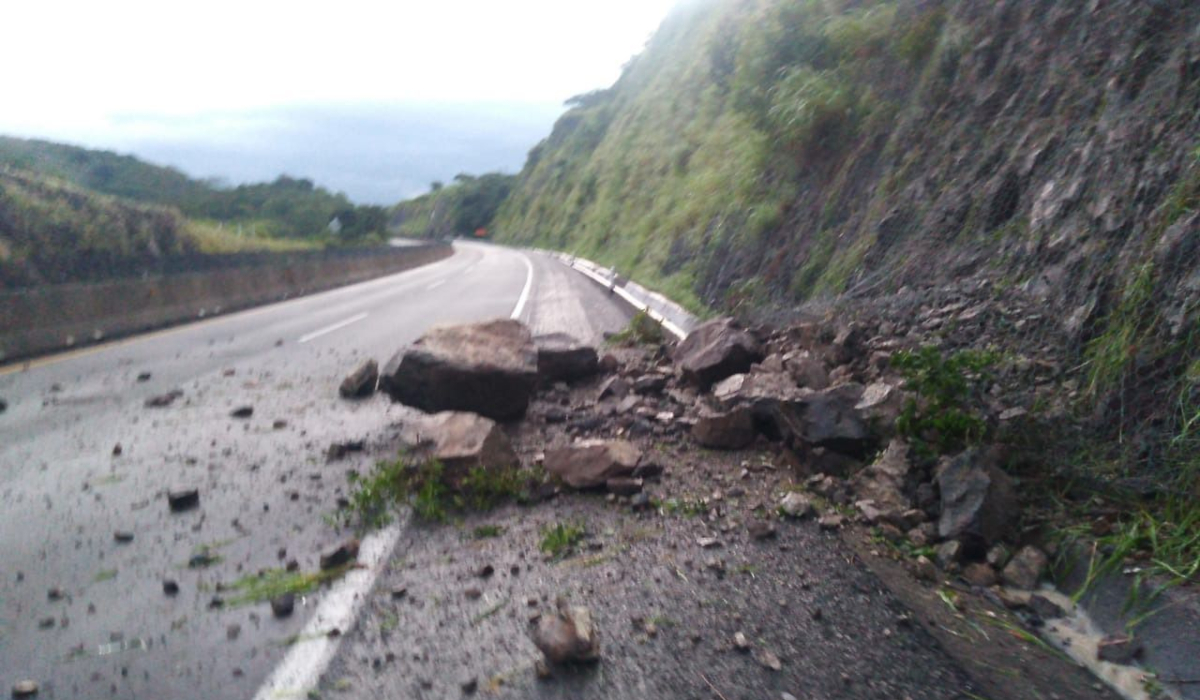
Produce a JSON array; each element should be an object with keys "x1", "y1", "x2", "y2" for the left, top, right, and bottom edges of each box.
[{"x1": 0, "y1": 243, "x2": 452, "y2": 362}]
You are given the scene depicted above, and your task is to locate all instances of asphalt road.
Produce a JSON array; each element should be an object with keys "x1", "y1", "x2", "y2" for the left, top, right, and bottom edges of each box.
[{"x1": 0, "y1": 241, "x2": 631, "y2": 699}]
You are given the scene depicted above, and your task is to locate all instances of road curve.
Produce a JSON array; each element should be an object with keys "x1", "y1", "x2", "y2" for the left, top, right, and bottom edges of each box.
[{"x1": 0, "y1": 241, "x2": 630, "y2": 699}]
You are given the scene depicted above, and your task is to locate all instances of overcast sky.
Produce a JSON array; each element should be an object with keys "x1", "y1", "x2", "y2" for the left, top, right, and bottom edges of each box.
[{"x1": 1, "y1": 0, "x2": 678, "y2": 202}]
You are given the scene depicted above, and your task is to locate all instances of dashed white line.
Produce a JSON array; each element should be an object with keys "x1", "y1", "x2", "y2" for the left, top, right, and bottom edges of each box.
[
  {"x1": 425, "y1": 279, "x2": 447, "y2": 291},
  {"x1": 510, "y1": 254, "x2": 535, "y2": 320},
  {"x1": 297, "y1": 312, "x2": 368, "y2": 344}
]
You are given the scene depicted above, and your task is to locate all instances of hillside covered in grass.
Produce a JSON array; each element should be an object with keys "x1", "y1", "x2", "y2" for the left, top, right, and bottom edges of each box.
[
  {"x1": 389, "y1": 173, "x2": 515, "y2": 240},
  {"x1": 480, "y1": 1, "x2": 1200, "y2": 513},
  {"x1": 0, "y1": 136, "x2": 390, "y2": 242}
]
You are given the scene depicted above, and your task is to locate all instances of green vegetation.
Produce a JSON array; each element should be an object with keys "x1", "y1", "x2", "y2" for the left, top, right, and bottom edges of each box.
[
  {"x1": 539, "y1": 521, "x2": 587, "y2": 559},
  {"x1": 472, "y1": 524, "x2": 505, "y2": 539},
  {"x1": 0, "y1": 136, "x2": 385, "y2": 241},
  {"x1": 390, "y1": 173, "x2": 515, "y2": 239},
  {"x1": 0, "y1": 137, "x2": 390, "y2": 287},
  {"x1": 606, "y1": 309, "x2": 665, "y2": 346},
  {"x1": 225, "y1": 564, "x2": 354, "y2": 606},
  {"x1": 892, "y1": 345, "x2": 997, "y2": 456},
  {"x1": 342, "y1": 458, "x2": 527, "y2": 527}
]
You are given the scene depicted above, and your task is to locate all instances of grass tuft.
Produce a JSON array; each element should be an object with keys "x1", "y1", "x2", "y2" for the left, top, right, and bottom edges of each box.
[{"x1": 539, "y1": 521, "x2": 587, "y2": 559}]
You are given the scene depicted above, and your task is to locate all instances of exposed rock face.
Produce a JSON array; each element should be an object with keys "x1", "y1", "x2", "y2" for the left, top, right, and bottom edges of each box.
[
  {"x1": 339, "y1": 359, "x2": 379, "y2": 399},
  {"x1": 412, "y1": 411, "x2": 517, "y2": 477},
  {"x1": 535, "y1": 333, "x2": 599, "y2": 383},
  {"x1": 544, "y1": 439, "x2": 641, "y2": 489},
  {"x1": 674, "y1": 317, "x2": 763, "y2": 389},
  {"x1": 532, "y1": 599, "x2": 600, "y2": 664},
  {"x1": 692, "y1": 406, "x2": 755, "y2": 449},
  {"x1": 937, "y1": 450, "x2": 1019, "y2": 550},
  {"x1": 382, "y1": 319, "x2": 538, "y2": 420}
]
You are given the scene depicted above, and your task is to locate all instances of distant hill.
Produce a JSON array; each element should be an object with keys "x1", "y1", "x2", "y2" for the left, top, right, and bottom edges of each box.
[
  {"x1": 390, "y1": 173, "x2": 515, "y2": 240},
  {"x1": 0, "y1": 167, "x2": 314, "y2": 288},
  {"x1": 0, "y1": 136, "x2": 387, "y2": 240}
]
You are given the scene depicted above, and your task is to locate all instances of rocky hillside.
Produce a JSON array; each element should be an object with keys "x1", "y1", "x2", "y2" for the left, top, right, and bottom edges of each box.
[{"x1": 495, "y1": 0, "x2": 1200, "y2": 494}]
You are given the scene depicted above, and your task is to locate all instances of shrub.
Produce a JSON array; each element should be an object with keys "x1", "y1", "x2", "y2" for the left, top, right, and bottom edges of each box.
[{"x1": 893, "y1": 346, "x2": 997, "y2": 455}]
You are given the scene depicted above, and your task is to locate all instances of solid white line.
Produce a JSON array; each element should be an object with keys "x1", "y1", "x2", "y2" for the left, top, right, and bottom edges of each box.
[
  {"x1": 510, "y1": 253, "x2": 535, "y2": 320},
  {"x1": 298, "y1": 312, "x2": 369, "y2": 344},
  {"x1": 252, "y1": 523, "x2": 403, "y2": 700},
  {"x1": 425, "y1": 279, "x2": 447, "y2": 291}
]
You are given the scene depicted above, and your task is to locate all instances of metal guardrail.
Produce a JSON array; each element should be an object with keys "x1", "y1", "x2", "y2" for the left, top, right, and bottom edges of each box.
[{"x1": 545, "y1": 252, "x2": 697, "y2": 341}]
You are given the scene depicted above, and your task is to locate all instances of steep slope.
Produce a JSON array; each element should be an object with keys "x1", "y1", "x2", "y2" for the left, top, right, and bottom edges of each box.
[{"x1": 496, "y1": 0, "x2": 1200, "y2": 490}]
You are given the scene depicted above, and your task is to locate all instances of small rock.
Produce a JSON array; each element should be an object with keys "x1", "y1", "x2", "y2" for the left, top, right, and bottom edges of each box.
[
  {"x1": 1097, "y1": 635, "x2": 1142, "y2": 664},
  {"x1": 747, "y1": 521, "x2": 777, "y2": 540},
  {"x1": 272, "y1": 419, "x2": 288, "y2": 430},
  {"x1": 461, "y1": 677, "x2": 478, "y2": 695},
  {"x1": 1002, "y1": 546, "x2": 1048, "y2": 590},
  {"x1": 817, "y1": 514, "x2": 845, "y2": 531},
  {"x1": 166, "y1": 488, "x2": 200, "y2": 512},
  {"x1": 144, "y1": 389, "x2": 183, "y2": 408},
  {"x1": 476, "y1": 565, "x2": 495, "y2": 579},
  {"x1": 113, "y1": 531, "x2": 134, "y2": 544},
  {"x1": 779, "y1": 493, "x2": 814, "y2": 519},
  {"x1": 606, "y1": 477, "x2": 643, "y2": 496},
  {"x1": 339, "y1": 359, "x2": 379, "y2": 399},
  {"x1": 136, "y1": 372, "x2": 152, "y2": 382},
  {"x1": 935, "y1": 540, "x2": 962, "y2": 570},
  {"x1": 754, "y1": 648, "x2": 783, "y2": 671},
  {"x1": 230, "y1": 406, "x2": 254, "y2": 419},
  {"x1": 0, "y1": 398, "x2": 7, "y2": 414},
  {"x1": 465, "y1": 587, "x2": 483, "y2": 600},
  {"x1": 1028, "y1": 594, "x2": 1066, "y2": 620},
  {"x1": 319, "y1": 540, "x2": 360, "y2": 570},
  {"x1": 11, "y1": 680, "x2": 38, "y2": 697},
  {"x1": 112, "y1": 443, "x2": 123, "y2": 456},
  {"x1": 226, "y1": 624, "x2": 241, "y2": 641},
  {"x1": 630, "y1": 493, "x2": 652, "y2": 512},
  {"x1": 325, "y1": 440, "x2": 366, "y2": 462},
  {"x1": 913, "y1": 555, "x2": 938, "y2": 582},
  {"x1": 697, "y1": 537, "x2": 721, "y2": 549},
  {"x1": 270, "y1": 593, "x2": 295, "y2": 618},
  {"x1": 962, "y1": 563, "x2": 997, "y2": 588},
  {"x1": 47, "y1": 587, "x2": 64, "y2": 601},
  {"x1": 733, "y1": 632, "x2": 751, "y2": 652},
  {"x1": 163, "y1": 579, "x2": 180, "y2": 596},
  {"x1": 986, "y1": 544, "x2": 1012, "y2": 569},
  {"x1": 531, "y1": 599, "x2": 600, "y2": 664},
  {"x1": 38, "y1": 617, "x2": 54, "y2": 629},
  {"x1": 390, "y1": 586, "x2": 408, "y2": 600}
]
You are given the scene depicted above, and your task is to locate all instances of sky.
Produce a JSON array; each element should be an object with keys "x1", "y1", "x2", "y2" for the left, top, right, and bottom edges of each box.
[{"x1": 0, "y1": 0, "x2": 678, "y2": 202}]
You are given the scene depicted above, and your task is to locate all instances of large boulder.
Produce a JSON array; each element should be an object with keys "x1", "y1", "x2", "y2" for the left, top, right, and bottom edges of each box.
[
  {"x1": 937, "y1": 450, "x2": 1019, "y2": 550},
  {"x1": 774, "y1": 383, "x2": 874, "y2": 458},
  {"x1": 674, "y1": 318, "x2": 764, "y2": 390},
  {"x1": 535, "y1": 333, "x2": 599, "y2": 383},
  {"x1": 381, "y1": 319, "x2": 537, "y2": 420},
  {"x1": 545, "y1": 439, "x2": 641, "y2": 489},
  {"x1": 692, "y1": 406, "x2": 755, "y2": 449},
  {"x1": 851, "y1": 439, "x2": 913, "y2": 514},
  {"x1": 409, "y1": 412, "x2": 517, "y2": 478}
]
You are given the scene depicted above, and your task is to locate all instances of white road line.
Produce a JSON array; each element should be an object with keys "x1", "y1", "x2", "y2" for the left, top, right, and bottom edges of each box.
[
  {"x1": 510, "y1": 253, "x2": 535, "y2": 320},
  {"x1": 297, "y1": 313, "x2": 369, "y2": 344},
  {"x1": 252, "y1": 522, "x2": 403, "y2": 700},
  {"x1": 425, "y1": 279, "x2": 447, "y2": 291}
]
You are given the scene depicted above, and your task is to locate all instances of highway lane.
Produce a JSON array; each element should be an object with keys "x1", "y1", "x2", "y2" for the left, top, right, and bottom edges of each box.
[{"x1": 0, "y1": 241, "x2": 630, "y2": 699}]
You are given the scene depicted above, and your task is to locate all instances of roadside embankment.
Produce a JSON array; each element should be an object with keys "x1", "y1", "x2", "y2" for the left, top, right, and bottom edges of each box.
[{"x1": 0, "y1": 243, "x2": 452, "y2": 362}]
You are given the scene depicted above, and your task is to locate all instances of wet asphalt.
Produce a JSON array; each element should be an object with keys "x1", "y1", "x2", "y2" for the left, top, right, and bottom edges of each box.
[{"x1": 0, "y1": 242, "x2": 618, "y2": 699}]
